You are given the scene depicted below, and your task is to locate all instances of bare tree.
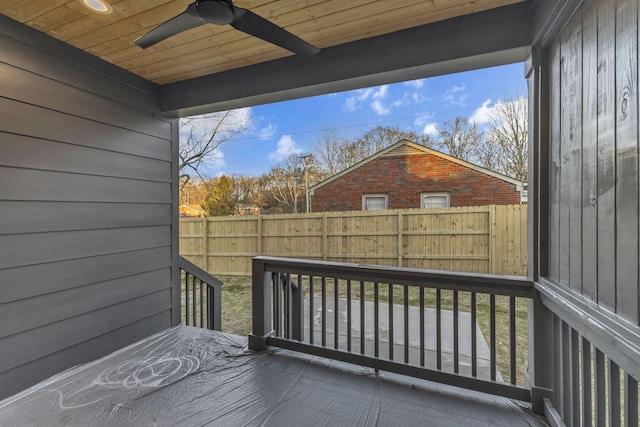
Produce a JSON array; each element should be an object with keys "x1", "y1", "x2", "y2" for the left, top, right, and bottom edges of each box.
[
  {"x1": 179, "y1": 110, "x2": 251, "y2": 189},
  {"x1": 314, "y1": 129, "x2": 350, "y2": 176},
  {"x1": 354, "y1": 125, "x2": 435, "y2": 156},
  {"x1": 266, "y1": 154, "x2": 306, "y2": 213},
  {"x1": 484, "y1": 93, "x2": 528, "y2": 182},
  {"x1": 314, "y1": 126, "x2": 434, "y2": 176},
  {"x1": 435, "y1": 117, "x2": 483, "y2": 162}
]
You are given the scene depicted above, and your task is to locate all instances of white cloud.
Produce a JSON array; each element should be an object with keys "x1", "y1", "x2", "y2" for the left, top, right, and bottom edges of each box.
[
  {"x1": 443, "y1": 83, "x2": 467, "y2": 106},
  {"x1": 414, "y1": 112, "x2": 434, "y2": 127},
  {"x1": 371, "y1": 100, "x2": 390, "y2": 115},
  {"x1": 258, "y1": 123, "x2": 277, "y2": 139},
  {"x1": 343, "y1": 85, "x2": 390, "y2": 114},
  {"x1": 268, "y1": 135, "x2": 302, "y2": 161},
  {"x1": 404, "y1": 79, "x2": 424, "y2": 89},
  {"x1": 372, "y1": 85, "x2": 388, "y2": 99},
  {"x1": 422, "y1": 122, "x2": 439, "y2": 137},
  {"x1": 469, "y1": 99, "x2": 494, "y2": 124}
]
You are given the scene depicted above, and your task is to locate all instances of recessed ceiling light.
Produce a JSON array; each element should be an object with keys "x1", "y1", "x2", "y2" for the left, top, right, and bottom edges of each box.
[{"x1": 80, "y1": 0, "x2": 113, "y2": 14}]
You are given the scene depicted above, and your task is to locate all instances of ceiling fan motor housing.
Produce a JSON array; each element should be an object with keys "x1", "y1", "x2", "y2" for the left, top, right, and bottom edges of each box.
[{"x1": 197, "y1": 0, "x2": 234, "y2": 25}]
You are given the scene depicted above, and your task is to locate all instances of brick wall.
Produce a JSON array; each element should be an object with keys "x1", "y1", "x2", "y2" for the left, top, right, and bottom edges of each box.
[{"x1": 311, "y1": 153, "x2": 521, "y2": 212}]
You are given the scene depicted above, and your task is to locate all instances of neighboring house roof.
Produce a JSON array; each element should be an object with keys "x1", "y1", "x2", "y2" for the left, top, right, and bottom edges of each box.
[
  {"x1": 309, "y1": 139, "x2": 525, "y2": 194},
  {"x1": 179, "y1": 204, "x2": 206, "y2": 216}
]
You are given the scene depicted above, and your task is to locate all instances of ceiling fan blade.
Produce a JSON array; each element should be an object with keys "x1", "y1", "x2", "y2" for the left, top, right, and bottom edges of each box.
[
  {"x1": 231, "y1": 8, "x2": 320, "y2": 56},
  {"x1": 134, "y1": 3, "x2": 205, "y2": 49}
]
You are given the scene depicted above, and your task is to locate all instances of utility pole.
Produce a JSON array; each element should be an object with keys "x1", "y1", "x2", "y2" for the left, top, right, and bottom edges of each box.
[{"x1": 300, "y1": 154, "x2": 312, "y2": 213}]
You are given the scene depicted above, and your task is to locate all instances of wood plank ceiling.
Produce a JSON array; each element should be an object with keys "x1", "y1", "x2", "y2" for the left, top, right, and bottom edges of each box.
[{"x1": 1, "y1": 0, "x2": 524, "y2": 85}]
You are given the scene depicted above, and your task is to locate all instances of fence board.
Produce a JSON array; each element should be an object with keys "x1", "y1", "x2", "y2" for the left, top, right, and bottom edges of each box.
[{"x1": 180, "y1": 205, "x2": 527, "y2": 276}]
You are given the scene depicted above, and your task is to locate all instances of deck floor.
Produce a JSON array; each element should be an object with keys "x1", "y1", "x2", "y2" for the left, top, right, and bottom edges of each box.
[{"x1": 0, "y1": 326, "x2": 546, "y2": 426}]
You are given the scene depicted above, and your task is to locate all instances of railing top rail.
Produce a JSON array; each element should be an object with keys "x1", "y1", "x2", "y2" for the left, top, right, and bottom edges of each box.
[
  {"x1": 253, "y1": 256, "x2": 533, "y2": 298},
  {"x1": 179, "y1": 256, "x2": 223, "y2": 289}
]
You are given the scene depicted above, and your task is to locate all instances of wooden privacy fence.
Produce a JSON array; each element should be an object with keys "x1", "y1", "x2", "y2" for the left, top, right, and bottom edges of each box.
[{"x1": 179, "y1": 205, "x2": 527, "y2": 276}]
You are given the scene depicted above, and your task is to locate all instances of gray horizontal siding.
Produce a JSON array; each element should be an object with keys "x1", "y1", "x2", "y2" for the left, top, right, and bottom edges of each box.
[
  {"x1": 0, "y1": 17, "x2": 177, "y2": 399},
  {"x1": 0, "y1": 268, "x2": 171, "y2": 339},
  {"x1": 0, "y1": 98, "x2": 171, "y2": 161},
  {"x1": 1, "y1": 133, "x2": 171, "y2": 182},
  {"x1": 0, "y1": 290, "x2": 172, "y2": 374},
  {"x1": 0, "y1": 311, "x2": 171, "y2": 399},
  {"x1": 0, "y1": 247, "x2": 171, "y2": 304},
  {"x1": 0, "y1": 226, "x2": 171, "y2": 269},
  {"x1": 0, "y1": 202, "x2": 171, "y2": 235},
  {"x1": 0, "y1": 167, "x2": 170, "y2": 202},
  {"x1": 0, "y1": 26, "x2": 157, "y2": 112}
]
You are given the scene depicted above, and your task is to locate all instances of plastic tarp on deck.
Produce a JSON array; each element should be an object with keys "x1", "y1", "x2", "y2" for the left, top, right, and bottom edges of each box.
[{"x1": 0, "y1": 326, "x2": 545, "y2": 426}]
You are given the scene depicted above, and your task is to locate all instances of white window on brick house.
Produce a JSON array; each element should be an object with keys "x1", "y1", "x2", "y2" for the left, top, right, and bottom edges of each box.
[
  {"x1": 421, "y1": 193, "x2": 450, "y2": 208},
  {"x1": 363, "y1": 194, "x2": 388, "y2": 210}
]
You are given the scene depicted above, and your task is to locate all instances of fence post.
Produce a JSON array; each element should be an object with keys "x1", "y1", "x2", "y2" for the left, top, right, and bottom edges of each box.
[
  {"x1": 397, "y1": 212, "x2": 403, "y2": 267},
  {"x1": 257, "y1": 216, "x2": 263, "y2": 256},
  {"x1": 201, "y1": 218, "x2": 208, "y2": 270},
  {"x1": 322, "y1": 212, "x2": 328, "y2": 260},
  {"x1": 489, "y1": 205, "x2": 497, "y2": 275}
]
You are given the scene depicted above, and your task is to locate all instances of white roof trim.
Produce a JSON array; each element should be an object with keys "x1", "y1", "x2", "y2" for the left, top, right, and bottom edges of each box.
[{"x1": 310, "y1": 140, "x2": 524, "y2": 194}]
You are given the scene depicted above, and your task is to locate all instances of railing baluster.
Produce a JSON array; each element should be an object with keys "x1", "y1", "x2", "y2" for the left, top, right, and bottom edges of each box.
[
  {"x1": 437, "y1": 288, "x2": 442, "y2": 371},
  {"x1": 389, "y1": 283, "x2": 394, "y2": 361},
  {"x1": 609, "y1": 360, "x2": 621, "y2": 427},
  {"x1": 374, "y1": 282, "x2": 379, "y2": 359},
  {"x1": 191, "y1": 275, "x2": 197, "y2": 326},
  {"x1": 570, "y1": 329, "x2": 579, "y2": 423},
  {"x1": 360, "y1": 281, "x2": 365, "y2": 355},
  {"x1": 404, "y1": 285, "x2": 409, "y2": 364},
  {"x1": 561, "y1": 321, "x2": 572, "y2": 425},
  {"x1": 347, "y1": 279, "x2": 352, "y2": 352},
  {"x1": 334, "y1": 278, "x2": 339, "y2": 350},
  {"x1": 274, "y1": 273, "x2": 281, "y2": 337},
  {"x1": 321, "y1": 277, "x2": 326, "y2": 347},
  {"x1": 625, "y1": 374, "x2": 638, "y2": 427},
  {"x1": 419, "y1": 287, "x2": 425, "y2": 367},
  {"x1": 471, "y1": 292, "x2": 477, "y2": 378},
  {"x1": 553, "y1": 315, "x2": 563, "y2": 413},
  {"x1": 582, "y1": 337, "x2": 592, "y2": 427},
  {"x1": 309, "y1": 275, "x2": 314, "y2": 345},
  {"x1": 595, "y1": 349, "x2": 606, "y2": 427},
  {"x1": 199, "y1": 278, "x2": 204, "y2": 328},
  {"x1": 185, "y1": 273, "x2": 190, "y2": 326},
  {"x1": 295, "y1": 274, "x2": 303, "y2": 342},
  {"x1": 490, "y1": 294, "x2": 496, "y2": 381},
  {"x1": 285, "y1": 273, "x2": 291, "y2": 339},
  {"x1": 453, "y1": 290, "x2": 459, "y2": 374},
  {"x1": 509, "y1": 296, "x2": 516, "y2": 384}
]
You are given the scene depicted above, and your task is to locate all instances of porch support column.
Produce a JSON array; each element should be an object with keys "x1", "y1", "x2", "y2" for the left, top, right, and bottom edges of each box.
[{"x1": 525, "y1": 47, "x2": 555, "y2": 414}]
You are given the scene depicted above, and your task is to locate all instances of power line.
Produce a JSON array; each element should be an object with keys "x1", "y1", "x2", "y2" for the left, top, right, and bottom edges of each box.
[{"x1": 219, "y1": 103, "x2": 487, "y2": 144}]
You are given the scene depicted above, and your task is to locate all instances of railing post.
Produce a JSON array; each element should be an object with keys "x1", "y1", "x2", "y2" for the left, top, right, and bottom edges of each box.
[
  {"x1": 249, "y1": 257, "x2": 272, "y2": 350},
  {"x1": 207, "y1": 284, "x2": 222, "y2": 331},
  {"x1": 527, "y1": 293, "x2": 555, "y2": 414}
]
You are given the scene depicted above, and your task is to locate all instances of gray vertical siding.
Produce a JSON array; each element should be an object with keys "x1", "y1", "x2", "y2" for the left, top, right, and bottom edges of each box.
[
  {"x1": 546, "y1": 0, "x2": 640, "y2": 325},
  {"x1": 0, "y1": 17, "x2": 177, "y2": 398}
]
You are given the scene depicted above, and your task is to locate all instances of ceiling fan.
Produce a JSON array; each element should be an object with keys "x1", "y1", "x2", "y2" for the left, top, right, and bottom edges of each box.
[{"x1": 134, "y1": 0, "x2": 320, "y2": 56}]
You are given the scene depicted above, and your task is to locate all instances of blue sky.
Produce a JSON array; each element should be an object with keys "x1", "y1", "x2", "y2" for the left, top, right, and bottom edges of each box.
[{"x1": 190, "y1": 62, "x2": 526, "y2": 177}]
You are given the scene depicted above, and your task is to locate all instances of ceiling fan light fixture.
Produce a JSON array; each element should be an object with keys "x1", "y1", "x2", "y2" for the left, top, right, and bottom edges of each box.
[{"x1": 80, "y1": 0, "x2": 113, "y2": 14}]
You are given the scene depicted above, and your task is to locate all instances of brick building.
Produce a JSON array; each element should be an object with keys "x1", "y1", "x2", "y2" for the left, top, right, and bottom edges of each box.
[{"x1": 310, "y1": 140, "x2": 524, "y2": 212}]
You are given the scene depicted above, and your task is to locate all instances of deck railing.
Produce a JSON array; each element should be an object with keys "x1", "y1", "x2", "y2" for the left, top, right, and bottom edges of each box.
[
  {"x1": 250, "y1": 256, "x2": 535, "y2": 403},
  {"x1": 536, "y1": 279, "x2": 640, "y2": 427},
  {"x1": 179, "y1": 256, "x2": 223, "y2": 330}
]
